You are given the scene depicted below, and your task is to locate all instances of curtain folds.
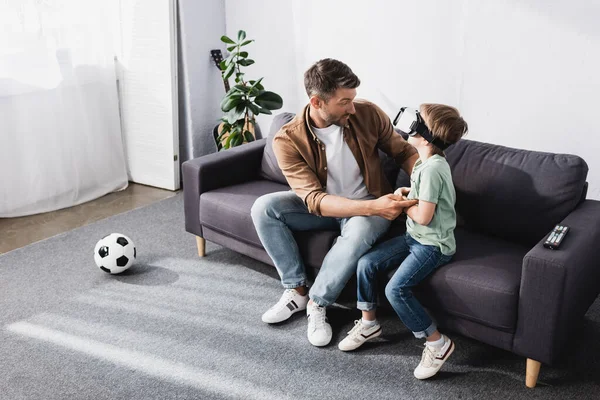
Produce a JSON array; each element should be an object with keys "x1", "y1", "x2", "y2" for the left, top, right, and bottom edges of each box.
[{"x1": 0, "y1": 0, "x2": 127, "y2": 217}]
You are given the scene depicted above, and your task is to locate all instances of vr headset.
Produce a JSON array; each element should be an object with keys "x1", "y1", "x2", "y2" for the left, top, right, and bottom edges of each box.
[{"x1": 393, "y1": 107, "x2": 451, "y2": 150}]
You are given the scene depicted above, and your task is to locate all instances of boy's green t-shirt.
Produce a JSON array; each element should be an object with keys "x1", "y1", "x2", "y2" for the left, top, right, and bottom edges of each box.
[{"x1": 406, "y1": 154, "x2": 457, "y2": 255}]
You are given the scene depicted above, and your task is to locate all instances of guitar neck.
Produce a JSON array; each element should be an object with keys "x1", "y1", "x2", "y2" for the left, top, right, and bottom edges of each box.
[{"x1": 210, "y1": 49, "x2": 231, "y2": 94}]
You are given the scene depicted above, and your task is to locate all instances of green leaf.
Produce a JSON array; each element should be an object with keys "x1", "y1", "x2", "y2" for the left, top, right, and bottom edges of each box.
[
  {"x1": 244, "y1": 130, "x2": 255, "y2": 143},
  {"x1": 239, "y1": 51, "x2": 248, "y2": 58},
  {"x1": 224, "y1": 62, "x2": 236, "y2": 80},
  {"x1": 249, "y1": 78, "x2": 263, "y2": 89},
  {"x1": 227, "y1": 45, "x2": 237, "y2": 52},
  {"x1": 237, "y1": 30, "x2": 246, "y2": 42},
  {"x1": 223, "y1": 132, "x2": 234, "y2": 149},
  {"x1": 221, "y1": 35, "x2": 235, "y2": 44},
  {"x1": 219, "y1": 60, "x2": 227, "y2": 71},
  {"x1": 255, "y1": 91, "x2": 283, "y2": 110},
  {"x1": 233, "y1": 119, "x2": 246, "y2": 130},
  {"x1": 236, "y1": 134, "x2": 246, "y2": 147},
  {"x1": 216, "y1": 126, "x2": 229, "y2": 143},
  {"x1": 257, "y1": 106, "x2": 272, "y2": 115},
  {"x1": 237, "y1": 59, "x2": 255, "y2": 67},
  {"x1": 220, "y1": 95, "x2": 244, "y2": 112},
  {"x1": 225, "y1": 52, "x2": 236, "y2": 63},
  {"x1": 234, "y1": 72, "x2": 245, "y2": 83},
  {"x1": 240, "y1": 40, "x2": 253, "y2": 46},
  {"x1": 229, "y1": 85, "x2": 245, "y2": 95},
  {"x1": 247, "y1": 78, "x2": 264, "y2": 96},
  {"x1": 233, "y1": 84, "x2": 250, "y2": 93},
  {"x1": 247, "y1": 102, "x2": 259, "y2": 115},
  {"x1": 224, "y1": 104, "x2": 246, "y2": 124},
  {"x1": 226, "y1": 130, "x2": 242, "y2": 148}
]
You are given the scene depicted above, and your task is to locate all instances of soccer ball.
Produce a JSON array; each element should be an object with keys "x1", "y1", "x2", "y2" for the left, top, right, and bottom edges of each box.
[{"x1": 94, "y1": 233, "x2": 136, "y2": 274}]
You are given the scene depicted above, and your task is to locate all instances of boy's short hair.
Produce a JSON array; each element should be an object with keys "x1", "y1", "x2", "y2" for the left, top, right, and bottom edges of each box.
[
  {"x1": 304, "y1": 59, "x2": 360, "y2": 101},
  {"x1": 420, "y1": 104, "x2": 468, "y2": 155}
]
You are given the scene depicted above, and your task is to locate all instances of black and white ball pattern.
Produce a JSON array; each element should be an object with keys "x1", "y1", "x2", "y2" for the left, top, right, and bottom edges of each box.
[{"x1": 93, "y1": 233, "x2": 136, "y2": 274}]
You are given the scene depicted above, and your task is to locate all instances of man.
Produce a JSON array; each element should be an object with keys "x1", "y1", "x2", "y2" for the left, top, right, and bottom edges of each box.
[{"x1": 251, "y1": 58, "x2": 418, "y2": 346}]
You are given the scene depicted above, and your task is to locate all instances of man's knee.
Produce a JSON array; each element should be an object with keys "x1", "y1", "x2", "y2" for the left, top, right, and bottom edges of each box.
[
  {"x1": 337, "y1": 231, "x2": 379, "y2": 253},
  {"x1": 343, "y1": 216, "x2": 390, "y2": 246},
  {"x1": 251, "y1": 193, "x2": 279, "y2": 221}
]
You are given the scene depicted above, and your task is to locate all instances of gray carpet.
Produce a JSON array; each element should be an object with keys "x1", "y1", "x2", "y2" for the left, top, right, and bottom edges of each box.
[{"x1": 1, "y1": 193, "x2": 599, "y2": 400}]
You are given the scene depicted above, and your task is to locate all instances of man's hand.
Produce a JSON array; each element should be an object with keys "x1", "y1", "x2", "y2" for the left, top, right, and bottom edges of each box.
[{"x1": 370, "y1": 194, "x2": 418, "y2": 220}]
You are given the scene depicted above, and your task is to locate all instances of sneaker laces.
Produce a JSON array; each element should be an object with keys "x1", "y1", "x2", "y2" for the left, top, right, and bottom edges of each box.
[
  {"x1": 308, "y1": 306, "x2": 327, "y2": 330},
  {"x1": 420, "y1": 344, "x2": 436, "y2": 368},
  {"x1": 347, "y1": 320, "x2": 364, "y2": 338}
]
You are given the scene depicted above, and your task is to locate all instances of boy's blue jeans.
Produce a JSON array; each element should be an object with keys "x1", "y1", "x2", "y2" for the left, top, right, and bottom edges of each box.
[
  {"x1": 357, "y1": 232, "x2": 452, "y2": 338},
  {"x1": 251, "y1": 191, "x2": 390, "y2": 307}
]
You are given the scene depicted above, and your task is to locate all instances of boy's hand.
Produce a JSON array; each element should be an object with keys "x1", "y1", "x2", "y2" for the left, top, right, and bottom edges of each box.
[{"x1": 394, "y1": 187, "x2": 411, "y2": 197}]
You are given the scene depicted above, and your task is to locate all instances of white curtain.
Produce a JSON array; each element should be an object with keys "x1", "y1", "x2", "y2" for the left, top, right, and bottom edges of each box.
[{"x1": 0, "y1": 0, "x2": 127, "y2": 217}]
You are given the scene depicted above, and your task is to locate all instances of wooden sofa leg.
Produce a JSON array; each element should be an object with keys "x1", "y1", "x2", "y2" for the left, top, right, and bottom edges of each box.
[
  {"x1": 196, "y1": 236, "x2": 206, "y2": 257},
  {"x1": 526, "y1": 358, "x2": 541, "y2": 388}
]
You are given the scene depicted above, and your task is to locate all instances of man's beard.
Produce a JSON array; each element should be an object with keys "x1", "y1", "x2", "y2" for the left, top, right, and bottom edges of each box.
[{"x1": 324, "y1": 112, "x2": 350, "y2": 127}]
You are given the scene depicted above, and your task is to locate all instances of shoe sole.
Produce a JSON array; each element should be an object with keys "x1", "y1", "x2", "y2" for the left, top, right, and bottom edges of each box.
[
  {"x1": 414, "y1": 341, "x2": 455, "y2": 380},
  {"x1": 338, "y1": 326, "x2": 382, "y2": 351},
  {"x1": 308, "y1": 331, "x2": 332, "y2": 347},
  {"x1": 262, "y1": 305, "x2": 307, "y2": 324}
]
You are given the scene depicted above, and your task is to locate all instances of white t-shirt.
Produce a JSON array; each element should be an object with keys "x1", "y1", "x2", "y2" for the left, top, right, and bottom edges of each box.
[{"x1": 312, "y1": 124, "x2": 371, "y2": 200}]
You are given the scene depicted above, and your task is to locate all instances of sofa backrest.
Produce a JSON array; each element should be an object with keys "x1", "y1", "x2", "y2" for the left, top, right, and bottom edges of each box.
[
  {"x1": 259, "y1": 113, "x2": 295, "y2": 184},
  {"x1": 444, "y1": 139, "x2": 588, "y2": 246}
]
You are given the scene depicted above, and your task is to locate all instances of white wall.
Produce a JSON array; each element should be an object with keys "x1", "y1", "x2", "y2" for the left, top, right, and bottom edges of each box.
[
  {"x1": 225, "y1": 0, "x2": 600, "y2": 199},
  {"x1": 178, "y1": 0, "x2": 226, "y2": 161},
  {"x1": 459, "y1": 0, "x2": 600, "y2": 200},
  {"x1": 224, "y1": 0, "x2": 301, "y2": 134}
]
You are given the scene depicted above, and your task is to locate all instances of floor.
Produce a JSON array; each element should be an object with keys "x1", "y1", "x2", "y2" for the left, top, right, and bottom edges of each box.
[{"x1": 0, "y1": 183, "x2": 177, "y2": 255}]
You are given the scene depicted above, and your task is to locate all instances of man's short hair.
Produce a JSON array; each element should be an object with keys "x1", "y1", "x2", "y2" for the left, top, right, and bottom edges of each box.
[{"x1": 304, "y1": 59, "x2": 360, "y2": 101}]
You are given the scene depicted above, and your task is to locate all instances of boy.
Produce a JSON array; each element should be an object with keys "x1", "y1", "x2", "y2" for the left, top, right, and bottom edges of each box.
[{"x1": 338, "y1": 104, "x2": 468, "y2": 380}]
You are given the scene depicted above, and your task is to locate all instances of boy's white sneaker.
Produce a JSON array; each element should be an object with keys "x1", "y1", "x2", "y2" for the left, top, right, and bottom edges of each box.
[
  {"x1": 261, "y1": 289, "x2": 308, "y2": 324},
  {"x1": 414, "y1": 335, "x2": 455, "y2": 380},
  {"x1": 307, "y1": 304, "x2": 332, "y2": 347},
  {"x1": 338, "y1": 320, "x2": 382, "y2": 351}
]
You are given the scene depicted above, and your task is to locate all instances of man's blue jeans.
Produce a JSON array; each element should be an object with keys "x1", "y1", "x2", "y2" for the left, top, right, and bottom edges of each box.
[
  {"x1": 356, "y1": 232, "x2": 452, "y2": 338},
  {"x1": 251, "y1": 191, "x2": 390, "y2": 307}
]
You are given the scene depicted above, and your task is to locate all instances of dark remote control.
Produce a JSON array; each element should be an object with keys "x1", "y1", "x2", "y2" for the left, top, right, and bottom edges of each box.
[{"x1": 543, "y1": 225, "x2": 569, "y2": 249}]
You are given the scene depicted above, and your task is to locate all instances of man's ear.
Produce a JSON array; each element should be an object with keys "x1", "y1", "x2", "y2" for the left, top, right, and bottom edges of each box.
[{"x1": 309, "y1": 95, "x2": 323, "y2": 109}]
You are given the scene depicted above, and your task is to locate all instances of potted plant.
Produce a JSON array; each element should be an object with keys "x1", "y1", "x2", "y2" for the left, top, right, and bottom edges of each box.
[{"x1": 216, "y1": 30, "x2": 283, "y2": 150}]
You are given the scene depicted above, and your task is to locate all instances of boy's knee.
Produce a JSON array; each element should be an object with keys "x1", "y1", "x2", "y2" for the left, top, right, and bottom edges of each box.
[
  {"x1": 385, "y1": 281, "x2": 412, "y2": 301},
  {"x1": 384, "y1": 282, "x2": 395, "y2": 300},
  {"x1": 357, "y1": 257, "x2": 376, "y2": 275}
]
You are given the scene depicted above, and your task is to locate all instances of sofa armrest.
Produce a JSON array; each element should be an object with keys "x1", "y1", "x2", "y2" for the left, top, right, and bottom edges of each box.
[
  {"x1": 513, "y1": 199, "x2": 600, "y2": 364},
  {"x1": 182, "y1": 138, "x2": 266, "y2": 236}
]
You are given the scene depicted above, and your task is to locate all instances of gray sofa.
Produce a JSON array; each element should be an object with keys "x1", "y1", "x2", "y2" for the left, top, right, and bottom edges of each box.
[{"x1": 183, "y1": 113, "x2": 600, "y2": 388}]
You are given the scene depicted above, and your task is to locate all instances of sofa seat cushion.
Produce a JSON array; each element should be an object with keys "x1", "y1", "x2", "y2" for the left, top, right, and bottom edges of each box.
[
  {"x1": 200, "y1": 180, "x2": 289, "y2": 247},
  {"x1": 200, "y1": 180, "x2": 340, "y2": 269},
  {"x1": 413, "y1": 228, "x2": 528, "y2": 332}
]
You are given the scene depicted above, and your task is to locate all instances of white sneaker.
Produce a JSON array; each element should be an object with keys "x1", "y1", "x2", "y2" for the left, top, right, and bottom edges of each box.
[
  {"x1": 338, "y1": 319, "x2": 382, "y2": 351},
  {"x1": 414, "y1": 335, "x2": 455, "y2": 380},
  {"x1": 307, "y1": 304, "x2": 332, "y2": 347},
  {"x1": 261, "y1": 289, "x2": 308, "y2": 324}
]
